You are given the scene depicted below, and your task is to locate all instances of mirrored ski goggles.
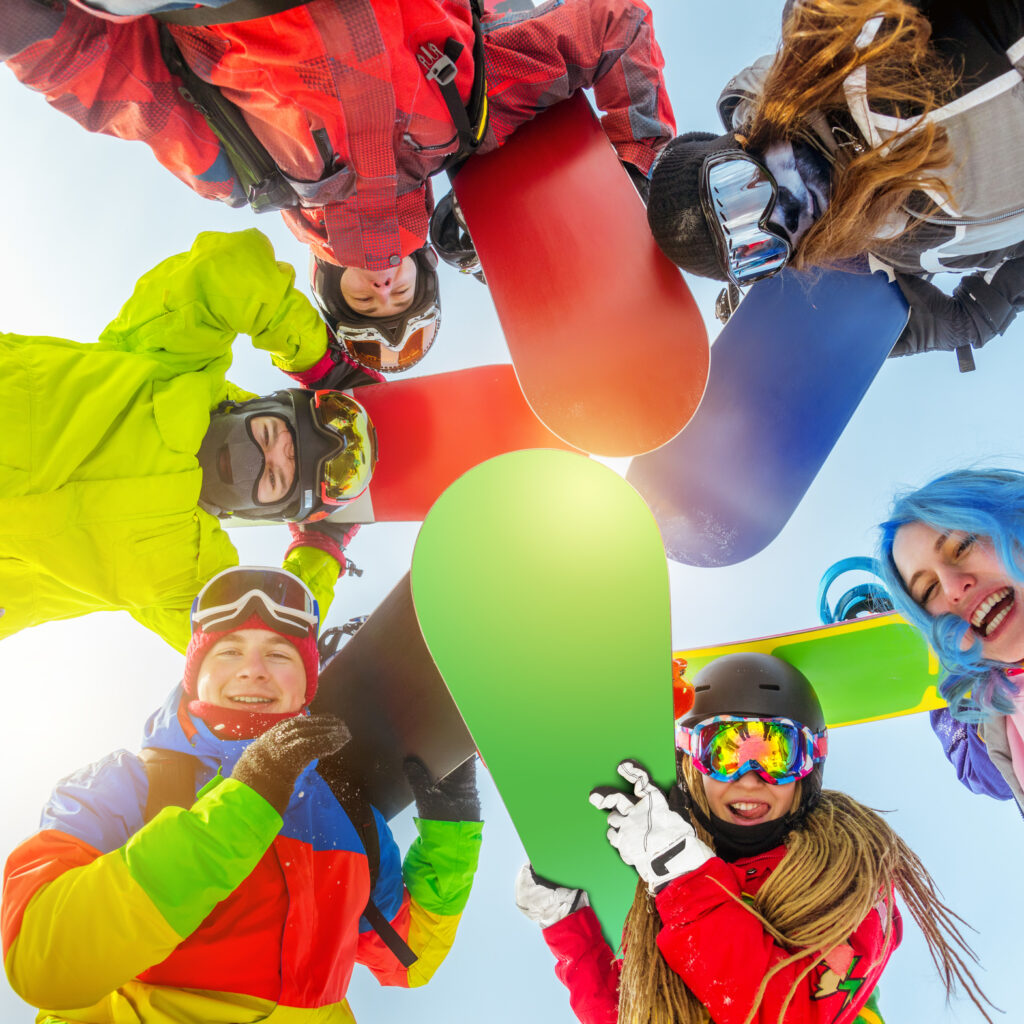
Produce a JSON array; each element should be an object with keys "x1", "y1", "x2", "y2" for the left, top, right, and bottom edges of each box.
[
  {"x1": 192, "y1": 567, "x2": 319, "y2": 639},
  {"x1": 334, "y1": 306, "x2": 440, "y2": 374},
  {"x1": 311, "y1": 391, "x2": 376, "y2": 504},
  {"x1": 701, "y1": 152, "x2": 792, "y2": 287},
  {"x1": 676, "y1": 715, "x2": 827, "y2": 785}
]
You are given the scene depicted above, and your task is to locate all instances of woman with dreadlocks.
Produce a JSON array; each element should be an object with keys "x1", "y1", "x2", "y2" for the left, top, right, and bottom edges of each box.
[
  {"x1": 515, "y1": 653, "x2": 991, "y2": 1024},
  {"x1": 646, "y1": 0, "x2": 1024, "y2": 366}
]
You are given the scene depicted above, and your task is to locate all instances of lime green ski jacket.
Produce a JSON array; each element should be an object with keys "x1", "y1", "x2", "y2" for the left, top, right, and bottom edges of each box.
[{"x1": 0, "y1": 229, "x2": 337, "y2": 653}]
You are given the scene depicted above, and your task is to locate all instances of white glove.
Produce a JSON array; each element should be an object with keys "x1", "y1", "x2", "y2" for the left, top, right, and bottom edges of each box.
[
  {"x1": 589, "y1": 759, "x2": 713, "y2": 893},
  {"x1": 514, "y1": 864, "x2": 590, "y2": 928}
]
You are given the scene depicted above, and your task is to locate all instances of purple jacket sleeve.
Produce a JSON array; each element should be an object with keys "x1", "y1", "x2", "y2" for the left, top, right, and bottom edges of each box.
[{"x1": 929, "y1": 708, "x2": 1014, "y2": 800}]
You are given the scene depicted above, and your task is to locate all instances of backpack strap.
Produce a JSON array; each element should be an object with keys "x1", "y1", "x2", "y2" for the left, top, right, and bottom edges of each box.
[
  {"x1": 157, "y1": 24, "x2": 299, "y2": 213},
  {"x1": 416, "y1": 6, "x2": 489, "y2": 166},
  {"x1": 138, "y1": 748, "x2": 202, "y2": 823},
  {"x1": 154, "y1": 0, "x2": 309, "y2": 26},
  {"x1": 317, "y1": 762, "x2": 419, "y2": 968}
]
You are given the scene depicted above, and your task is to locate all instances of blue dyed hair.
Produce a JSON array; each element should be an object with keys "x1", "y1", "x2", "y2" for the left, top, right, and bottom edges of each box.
[{"x1": 877, "y1": 468, "x2": 1024, "y2": 722}]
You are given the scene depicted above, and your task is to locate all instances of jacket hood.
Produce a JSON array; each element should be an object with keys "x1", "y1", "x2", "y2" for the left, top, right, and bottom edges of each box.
[{"x1": 140, "y1": 684, "x2": 254, "y2": 778}]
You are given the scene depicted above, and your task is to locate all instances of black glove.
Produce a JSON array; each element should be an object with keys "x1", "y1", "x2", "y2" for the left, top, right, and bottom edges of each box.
[
  {"x1": 403, "y1": 756, "x2": 481, "y2": 822},
  {"x1": 233, "y1": 715, "x2": 351, "y2": 815},
  {"x1": 890, "y1": 273, "x2": 981, "y2": 359},
  {"x1": 890, "y1": 270, "x2": 1021, "y2": 370},
  {"x1": 429, "y1": 192, "x2": 486, "y2": 283}
]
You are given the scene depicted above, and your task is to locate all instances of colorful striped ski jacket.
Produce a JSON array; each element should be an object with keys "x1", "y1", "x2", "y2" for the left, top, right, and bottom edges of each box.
[
  {"x1": 0, "y1": 228, "x2": 347, "y2": 653},
  {"x1": 542, "y1": 846, "x2": 900, "y2": 1024},
  {"x1": 1, "y1": 687, "x2": 483, "y2": 1022},
  {"x1": 2, "y1": 0, "x2": 674, "y2": 269}
]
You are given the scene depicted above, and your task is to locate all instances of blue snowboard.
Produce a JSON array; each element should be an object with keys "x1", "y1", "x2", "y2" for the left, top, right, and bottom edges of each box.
[{"x1": 627, "y1": 269, "x2": 909, "y2": 567}]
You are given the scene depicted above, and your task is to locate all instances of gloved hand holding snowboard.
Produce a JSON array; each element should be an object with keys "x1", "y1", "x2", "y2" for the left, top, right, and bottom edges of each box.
[{"x1": 589, "y1": 758, "x2": 712, "y2": 893}]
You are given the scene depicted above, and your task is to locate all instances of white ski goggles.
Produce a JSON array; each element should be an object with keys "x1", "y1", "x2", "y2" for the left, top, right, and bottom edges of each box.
[
  {"x1": 333, "y1": 305, "x2": 441, "y2": 374},
  {"x1": 191, "y1": 567, "x2": 319, "y2": 639},
  {"x1": 701, "y1": 152, "x2": 792, "y2": 286}
]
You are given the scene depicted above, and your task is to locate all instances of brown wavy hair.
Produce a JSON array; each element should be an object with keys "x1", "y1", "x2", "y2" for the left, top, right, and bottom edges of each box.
[
  {"x1": 741, "y1": 0, "x2": 959, "y2": 268},
  {"x1": 615, "y1": 758, "x2": 992, "y2": 1024}
]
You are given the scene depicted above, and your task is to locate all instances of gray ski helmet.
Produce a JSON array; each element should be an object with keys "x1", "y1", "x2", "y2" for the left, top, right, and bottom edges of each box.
[
  {"x1": 679, "y1": 653, "x2": 826, "y2": 734},
  {"x1": 310, "y1": 247, "x2": 441, "y2": 373},
  {"x1": 647, "y1": 131, "x2": 745, "y2": 280},
  {"x1": 197, "y1": 388, "x2": 377, "y2": 523}
]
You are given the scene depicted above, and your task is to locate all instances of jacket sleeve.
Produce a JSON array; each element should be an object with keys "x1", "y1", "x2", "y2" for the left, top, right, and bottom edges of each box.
[
  {"x1": 541, "y1": 905, "x2": 621, "y2": 1024},
  {"x1": 890, "y1": 259, "x2": 1024, "y2": 359},
  {"x1": 356, "y1": 815, "x2": 483, "y2": 988},
  {"x1": 2, "y1": 2, "x2": 242, "y2": 203},
  {"x1": 654, "y1": 857, "x2": 901, "y2": 1024},
  {"x1": 281, "y1": 540, "x2": 346, "y2": 624},
  {"x1": 97, "y1": 229, "x2": 331, "y2": 377},
  {"x1": 2, "y1": 757, "x2": 280, "y2": 1011},
  {"x1": 929, "y1": 707, "x2": 1015, "y2": 800}
]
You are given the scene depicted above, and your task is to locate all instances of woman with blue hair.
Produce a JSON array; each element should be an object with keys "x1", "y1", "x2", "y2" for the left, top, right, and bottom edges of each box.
[{"x1": 878, "y1": 468, "x2": 1024, "y2": 814}]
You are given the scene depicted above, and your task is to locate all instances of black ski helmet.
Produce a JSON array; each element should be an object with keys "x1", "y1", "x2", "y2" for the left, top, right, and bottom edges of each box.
[
  {"x1": 310, "y1": 247, "x2": 441, "y2": 374},
  {"x1": 197, "y1": 388, "x2": 377, "y2": 523},
  {"x1": 679, "y1": 652, "x2": 826, "y2": 735},
  {"x1": 429, "y1": 191, "x2": 485, "y2": 283},
  {"x1": 675, "y1": 653, "x2": 827, "y2": 859}
]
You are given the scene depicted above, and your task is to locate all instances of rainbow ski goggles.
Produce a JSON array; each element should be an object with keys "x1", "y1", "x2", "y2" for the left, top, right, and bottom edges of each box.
[{"x1": 676, "y1": 715, "x2": 828, "y2": 786}]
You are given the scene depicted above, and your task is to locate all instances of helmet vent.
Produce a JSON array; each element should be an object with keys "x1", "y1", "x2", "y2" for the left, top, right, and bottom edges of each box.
[
  {"x1": 759, "y1": 684, "x2": 781, "y2": 690},
  {"x1": 695, "y1": 685, "x2": 712, "y2": 693}
]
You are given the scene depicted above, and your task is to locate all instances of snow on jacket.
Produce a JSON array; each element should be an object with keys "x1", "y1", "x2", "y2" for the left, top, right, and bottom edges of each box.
[
  {"x1": 2, "y1": 0, "x2": 675, "y2": 269},
  {"x1": 0, "y1": 228, "x2": 344, "y2": 653},
  {"x1": 717, "y1": 0, "x2": 1024, "y2": 357},
  {"x1": 1, "y1": 686, "x2": 483, "y2": 1022},
  {"x1": 542, "y1": 845, "x2": 901, "y2": 1024}
]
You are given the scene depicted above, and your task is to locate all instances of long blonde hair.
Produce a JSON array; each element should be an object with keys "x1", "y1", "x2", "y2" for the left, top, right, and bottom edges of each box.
[
  {"x1": 742, "y1": 0, "x2": 958, "y2": 268},
  {"x1": 616, "y1": 758, "x2": 991, "y2": 1024}
]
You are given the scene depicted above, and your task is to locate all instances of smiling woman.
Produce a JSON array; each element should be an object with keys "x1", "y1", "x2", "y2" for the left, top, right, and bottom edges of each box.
[
  {"x1": 646, "y1": 0, "x2": 1024, "y2": 362},
  {"x1": 516, "y1": 653, "x2": 992, "y2": 1024},
  {"x1": 878, "y1": 468, "x2": 1024, "y2": 814}
]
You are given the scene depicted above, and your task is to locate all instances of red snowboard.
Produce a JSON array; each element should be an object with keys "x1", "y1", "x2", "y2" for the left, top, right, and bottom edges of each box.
[
  {"x1": 453, "y1": 92, "x2": 708, "y2": 457},
  {"x1": 325, "y1": 363, "x2": 578, "y2": 524}
]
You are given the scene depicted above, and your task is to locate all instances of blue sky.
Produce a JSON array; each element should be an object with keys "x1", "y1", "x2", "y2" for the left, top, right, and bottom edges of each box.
[{"x1": 0, "y1": 2, "x2": 1021, "y2": 1021}]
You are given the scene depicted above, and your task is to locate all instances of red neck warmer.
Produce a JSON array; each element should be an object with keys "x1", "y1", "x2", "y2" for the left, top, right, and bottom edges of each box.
[{"x1": 187, "y1": 700, "x2": 303, "y2": 740}]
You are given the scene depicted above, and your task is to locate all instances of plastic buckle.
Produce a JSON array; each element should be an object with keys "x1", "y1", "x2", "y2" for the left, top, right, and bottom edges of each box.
[{"x1": 426, "y1": 53, "x2": 457, "y2": 87}]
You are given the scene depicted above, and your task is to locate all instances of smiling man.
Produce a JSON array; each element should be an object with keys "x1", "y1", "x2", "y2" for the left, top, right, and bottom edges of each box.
[
  {"x1": 0, "y1": 229, "x2": 376, "y2": 653},
  {"x1": 1, "y1": 567, "x2": 483, "y2": 1023}
]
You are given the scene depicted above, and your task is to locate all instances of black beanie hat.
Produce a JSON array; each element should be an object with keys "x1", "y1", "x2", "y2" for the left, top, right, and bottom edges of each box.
[{"x1": 647, "y1": 131, "x2": 745, "y2": 280}]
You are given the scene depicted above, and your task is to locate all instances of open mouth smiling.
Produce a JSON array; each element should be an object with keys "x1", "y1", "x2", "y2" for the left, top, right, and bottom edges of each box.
[{"x1": 970, "y1": 587, "x2": 1014, "y2": 639}]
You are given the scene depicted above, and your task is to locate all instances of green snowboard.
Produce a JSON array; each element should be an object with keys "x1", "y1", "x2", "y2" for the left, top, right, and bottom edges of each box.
[
  {"x1": 411, "y1": 449, "x2": 674, "y2": 949},
  {"x1": 675, "y1": 611, "x2": 943, "y2": 729}
]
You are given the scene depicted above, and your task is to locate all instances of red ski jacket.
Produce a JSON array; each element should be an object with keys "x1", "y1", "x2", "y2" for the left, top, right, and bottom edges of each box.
[
  {"x1": 4, "y1": 0, "x2": 674, "y2": 269},
  {"x1": 542, "y1": 846, "x2": 901, "y2": 1024}
]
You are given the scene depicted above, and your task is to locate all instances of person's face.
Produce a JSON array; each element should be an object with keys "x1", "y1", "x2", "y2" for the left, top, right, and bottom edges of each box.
[
  {"x1": 196, "y1": 628, "x2": 307, "y2": 713},
  {"x1": 250, "y1": 415, "x2": 295, "y2": 504},
  {"x1": 701, "y1": 769, "x2": 797, "y2": 825},
  {"x1": 340, "y1": 258, "x2": 418, "y2": 318},
  {"x1": 759, "y1": 140, "x2": 831, "y2": 249},
  {"x1": 892, "y1": 522, "x2": 1024, "y2": 664}
]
